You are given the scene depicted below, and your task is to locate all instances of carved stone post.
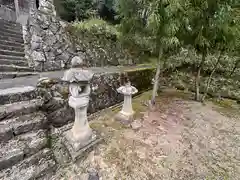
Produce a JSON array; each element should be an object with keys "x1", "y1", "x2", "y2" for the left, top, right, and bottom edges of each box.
[
  {"x1": 62, "y1": 56, "x2": 101, "y2": 161},
  {"x1": 116, "y1": 82, "x2": 138, "y2": 124}
]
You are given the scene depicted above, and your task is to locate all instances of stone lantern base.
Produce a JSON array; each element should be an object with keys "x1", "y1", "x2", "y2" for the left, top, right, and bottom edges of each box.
[
  {"x1": 62, "y1": 131, "x2": 102, "y2": 161},
  {"x1": 115, "y1": 111, "x2": 135, "y2": 125}
]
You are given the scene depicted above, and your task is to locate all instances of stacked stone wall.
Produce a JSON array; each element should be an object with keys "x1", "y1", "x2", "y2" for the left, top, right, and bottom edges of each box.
[{"x1": 37, "y1": 68, "x2": 154, "y2": 127}]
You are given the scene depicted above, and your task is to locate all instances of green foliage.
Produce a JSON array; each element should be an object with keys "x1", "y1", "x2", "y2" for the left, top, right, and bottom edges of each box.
[
  {"x1": 54, "y1": 0, "x2": 118, "y2": 22},
  {"x1": 117, "y1": 0, "x2": 186, "y2": 58},
  {"x1": 72, "y1": 18, "x2": 119, "y2": 36},
  {"x1": 54, "y1": 0, "x2": 76, "y2": 21},
  {"x1": 54, "y1": 0, "x2": 96, "y2": 22},
  {"x1": 75, "y1": 0, "x2": 95, "y2": 20},
  {"x1": 181, "y1": 0, "x2": 239, "y2": 54}
]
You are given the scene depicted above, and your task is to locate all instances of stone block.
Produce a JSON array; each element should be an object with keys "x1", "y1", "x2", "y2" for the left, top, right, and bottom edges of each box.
[
  {"x1": 0, "y1": 130, "x2": 48, "y2": 171},
  {"x1": 0, "y1": 124, "x2": 13, "y2": 142},
  {"x1": 47, "y1": 106, "x2": 74, "y2": 127},
  {"x1": 11, "y1": 113, "x2": 47, "y2": 135},
  {"x1": 62, "y1": 132, "x2": 102, "y2": 161},
  {"x1": 0, "y1": 99, "x2": 42, "y2": 121},
  {"x1": 0, "y1": 112, "x2": 47, "y2": 138},
  {"x1": 0, "y1": 149, "x2": 56, "y2": 180},
  {"x1": 0, "y1": 86, "x2": 37, "y2": 105},
  {"x1": 0, "y1": 149, "x2": 24, "y2": 171}
]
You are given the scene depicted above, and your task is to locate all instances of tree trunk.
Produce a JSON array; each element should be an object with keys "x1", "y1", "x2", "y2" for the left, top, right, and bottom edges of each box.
[
  {"x1": 151, "y1": 49, "x2": 162, "y2": 105},
  {"x1": 201, "y1": 52, "x2": 223, "y2": 102},
  {"x1": 229, "y1": 59, "x2": 240, "y2": 77},
  {"x1": 195, "y1": 52, "x2": 206, "y2": 101}
]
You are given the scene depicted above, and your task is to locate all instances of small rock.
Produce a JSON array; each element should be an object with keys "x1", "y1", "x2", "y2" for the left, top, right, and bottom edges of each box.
[
  {"x1": 79, "y1": 173, "x2": 89, "y2": 180},
  {"x1": 71, "y1": 175, "x2": 83, "y2": 180},
  {"x1": 87, "y1": 168, "x2": 99, "y2": 180},
  {"x1": 131, "y1": 120, "x2": 142, "y2": 130}
]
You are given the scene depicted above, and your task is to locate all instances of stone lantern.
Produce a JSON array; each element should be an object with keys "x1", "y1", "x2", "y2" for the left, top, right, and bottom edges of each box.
[
  {"x1": 62, "y1": 56, "x2": 100, "y2": 161},
  {"x1": 116, "y1": 82, "x2": 138, "y2": 124}
]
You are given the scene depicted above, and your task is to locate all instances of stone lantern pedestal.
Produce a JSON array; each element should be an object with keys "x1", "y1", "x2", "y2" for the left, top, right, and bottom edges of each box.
[
  {"x1": 61, "y1": 57, "x2": 101, "y2": 161},
  {"x1": 115, "y1": 82, "x2": 138, "y2": 124}
]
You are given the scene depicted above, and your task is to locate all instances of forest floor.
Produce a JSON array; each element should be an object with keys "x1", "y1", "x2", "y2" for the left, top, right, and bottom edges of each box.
[{"x1": 53, "y1": 89, "x2": 240, "y2": 180}]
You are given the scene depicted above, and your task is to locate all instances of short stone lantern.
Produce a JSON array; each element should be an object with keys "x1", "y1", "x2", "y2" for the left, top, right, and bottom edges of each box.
[
  {"x1": 116, "y1": 81, "x2": 138, "y2": 124},
  {"x1": 62, "y1": 56, "x2": 101, "y2": 161}
]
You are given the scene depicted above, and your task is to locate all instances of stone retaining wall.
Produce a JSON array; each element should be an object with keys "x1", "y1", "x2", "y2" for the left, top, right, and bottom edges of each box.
[
  {"x1": 161, "y1": 71, "x2": 240, "y2": 102},
  {"x1": 24, "y1": 0, "x2": 77, "y2": 71},
  {"x1": 66, "y1": 25, "x2": 135, "y2": 67},
  {"x1": 37, "y1": 68, "x2": 154, "y2": 127}
]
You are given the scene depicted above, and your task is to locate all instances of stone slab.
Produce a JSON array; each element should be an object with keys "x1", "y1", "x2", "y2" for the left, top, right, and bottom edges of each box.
[
  {"x1": 0, "y1": 64, "x2": 33, "y2": 72},
  {"x1": 0, "y1": 112, "x2": 47, "y2": 142},
  {"x1": 0, "y1": 86, "x2": 37, "y2": 105},
  {"x1": 0, "y1": 99, "x2": 42, "y2": 121},
  {"x1": 0, "y1": 130, "x2": 48, "y2": 171},
  {"x1": 62, "y1": 131, "x2": 102, "y2": 161},
  {"x1": 0, "y1": 124, "x2": 13, "y2": 142},
  {"x1": 0, "y1": 149, "x2": 56, "y2": 180}
]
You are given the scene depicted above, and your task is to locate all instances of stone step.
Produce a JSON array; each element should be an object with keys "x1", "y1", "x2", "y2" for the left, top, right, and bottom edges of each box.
[
  {"x1": 0, "y1": 26, "x2": 22, "y2": 36},
  {"x1": 0, "y1": 54, "x2": 25, "y2": 60},
  {"x1": 0, "y1": 86, "x2": 37, "y2": 105},
  {"x1": 0, "y1": 65, "x2": 33, "y2": 72},
  {"x1": 1, "y1": 25, "x2": 22, "y2": 35},
  {"x1": 0, "y1": 40, "x2": 24, "y2": 48},
  {"x1": 0, "y1": 59, "x2": 27, "y2": 66},
  {"x1": 0, "y1": 19, "x2": 21, "y2": 28},
  {"x1": 0, "y1": 35, "x2": 24, "y2": 43},
  {"x1": 0, "y1": 130, "x2": 48, "y2": 171},
  {"x1": 0, "y1": 44, "x2": 24, "y2": 52},
  {"x1": 0, "y1": 112, "x2": 47, "y2": 143},
  {"x1": 0, "y1": 99, "x2": 43, "y2": 121},
  {"x1": 0, "y1": 31, "x2": 23, "y2": 39},
  {"x1": 0, "y1": 149, "x2": 56, "y2": 180},
  {"x1": 0, "y1": 49, "x2": 25, "y2": 57},
  {"x1": 0, "y1": 72, "x2": 38, "y2": 80}
]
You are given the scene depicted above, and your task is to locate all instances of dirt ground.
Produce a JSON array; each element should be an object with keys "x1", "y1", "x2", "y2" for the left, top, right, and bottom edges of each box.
[{"x1": 53, "y1": 90, "x2": 240, "y2": 180}]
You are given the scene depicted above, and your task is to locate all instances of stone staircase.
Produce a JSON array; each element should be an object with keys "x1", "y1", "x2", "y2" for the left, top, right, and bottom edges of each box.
[
  {"x1": 0, "y1": 86, "x2": 56, "y2": 180},
  {"x1": 0, "y1": 19, "x2": 37, "y2": 80}
]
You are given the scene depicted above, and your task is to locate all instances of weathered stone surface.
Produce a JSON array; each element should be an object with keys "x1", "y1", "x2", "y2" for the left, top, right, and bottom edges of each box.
[
  {"x1": 0, "y1": 149, "x2": 56, "y2": 180},
  {"x1": 24, "y1": 0, "x2": 76, "y2": 71},
  {"x1": 52, "y1": 139, "x2": 71, "y2": 165},
  {"x1": 67, "y1": 24, "x2": 138, "y2": 67},
  {"x1": 0, "y1": 112, "x2": 47, "y2": 141},
  {"x1": 87, "y1": 168, "x2": 99, "y2": 180},
  {"x1": 62, "y1": 132, "x2": 102, "y2": 161},
  {"x1": 0, "y1": 86, "x2": 37, "y2": 105},
  {"x1": 0, "y1": 148, "x2": 24, "y2": 171},
  {"x1": 20, "y1": 130, "x2": 48, "y2": 156},
  {"x1": 45, "y1": 103, "x2": 74, "y2": 127},
  {"x1": 0, "y1": 99, "x2": 43, "y2": 121},
  {"x1": 37, "y1": 68, "x2": 154, "y2": 127},
  {"x1": 0, "y1": 124, "x2": 13, "y2": 142},
  {"x1": 116, "y1": 82, "x2": 138, "y2": 124},
  {"x1": 0, "y1": 130, "x2": 47, "y2": 171}
]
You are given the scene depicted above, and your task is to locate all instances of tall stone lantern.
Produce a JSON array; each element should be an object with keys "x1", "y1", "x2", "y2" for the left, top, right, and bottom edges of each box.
[{"x1": 62, "y1": 56, "x2": 100, "y2": 161}]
